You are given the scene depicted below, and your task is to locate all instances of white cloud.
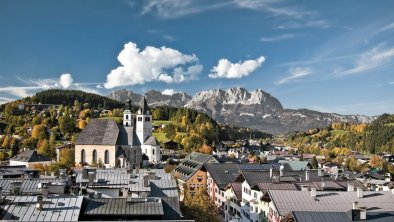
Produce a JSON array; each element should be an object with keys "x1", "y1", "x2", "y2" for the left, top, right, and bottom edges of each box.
[
  {"x1": 96, "y1": 84, "x2": 103, "y2": 89},
  {"x1": 104, "y1": 42, "x2": 202, "y2": 88},
  {"x1": 275, "y1": 67, "x2": 313, "y2": 85},
  {"x1": 0, "y1": 96, "x2": 14, "y2": 105},
  {"x1": 379, "y1": 22, "x2": 394, "y2": 33},
  {"x1": 235, "y1": 0, "x2": 309, "y2": 19},
  {"x1": 340, "y1": 43, "x2": 394, "y2": 75},
  {"x1": 389, "y1": 81, "x2": 394, "y2": 85},
  {"x1": 59, "y1": 73, "x2": 73, "y2": 88},
  {"x1": 260, "y1": 33, "x2": 297, "y2": 42},
  {"x1": 162, "y1": 89, "x2": 177, "y2": 95},
  {"x1": 209, "y1": 56, "x2": 265, "y2": 79},
  {"x1": 141, "y1": 0, "x2": 230, "y2": 19},
  {"x1": 277, "y1": 20, "x2": 329, "y2": 29}
]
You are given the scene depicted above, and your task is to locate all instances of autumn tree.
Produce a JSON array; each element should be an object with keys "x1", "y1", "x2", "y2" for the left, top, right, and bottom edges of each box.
[
  {"x1": 199, "y1": 144, "x2": 213, "y2": 154},
  {"x1": 311, "y1": 156, "x2": 319, "y2": 169},
  {"x1": 37, "y1": 139, "x2": 54, "y2": 158},
  {"x1": 32, "y1": 124, "x2": 48, "y2": 140}
]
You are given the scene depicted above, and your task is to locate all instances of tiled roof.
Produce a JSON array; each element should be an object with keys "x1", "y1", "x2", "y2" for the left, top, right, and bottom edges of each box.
[
  {"x1": 76, "y1": 119, "x2": 119, "y2": 145},
  {"x1": 10, "y1": 150, "x2": 51, "y2": 162},
  {"x1": 268, "y1": 190, "x2": 394, "y2": 217},
  {"x1": 229, "y1": 182, "x2": 243, "y2": 200},
  {"x1": 117, "y1": 126, "x2": 140, "y2": 145}
]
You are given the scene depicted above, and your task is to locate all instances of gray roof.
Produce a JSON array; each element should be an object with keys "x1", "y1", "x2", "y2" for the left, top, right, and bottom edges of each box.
[
  {"x1": 0, "y1": 195, "x2": 83, "y2": 221},
  {"x1": 239, "y1": 163, "x2": 282, "y2": 171},
  {"x1": 278, "y1": 160, "x2": 310, "y2": 171},
  {"x1": 10, "y1": 150, "x2": 51, "y2": 162},
  {"x1": 268, "y1": 190, "x2": 394, "y2": 217},
  {"x1": 117, "y1": 126, "x2": 140, "y2": 145},
  {"x1": 84, "y1": 198, "x2": 164, "y2": 216},
  {"x1": 144, "y1": 136, "x2": 160, "y2": 146},
  {"x1": 205, "y1": 163, "x2": 240, "y2": 189},
  {"x1": 161, "y1": 197, "x2": 182, "y2": 220},
  {"x1": 189, "y1": 152, "x2": 216, "y2": 164},
  {"x1": 257, "y1": 183, "x2": 298, "y2": 192},
  {"x1": 76, "y1": 119, "x2": 119, "y2": 145},
  {"x1": 174, "y1": 152, "x2": 216, "y2": 182},
  {"x1": 0, "y1": 178, "x2": 65, "y2": 194},
  {"x1": 292, "y1": 211, "x2": 351, "y2": 222}
]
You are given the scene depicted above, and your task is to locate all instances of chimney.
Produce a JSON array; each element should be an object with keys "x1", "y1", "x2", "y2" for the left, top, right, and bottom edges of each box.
[
  {"x1": 11, "y1": 181, "x2": 22, "y2": 196},
  {"x1": 51, "y1": 171, "x2": 55, "y2": 177},
  {"x1": 360, "y1": 207, "x2": 367, "y2": 220},
  {"x1": 36, "y1": 194, "x2": 43, "y2": 210},
  {"x1": 305, "y1": 170, "x2": 310, "y2": 182},
  {"x1": 59, "y1": 169, "x2": 66, "y2": 179},
  {"x1": 310, "y1": 187, "x2": 317, "y2": 199},
  {"x1": 357, "y1": 187, "x2": 363, "y2": 198},
  {"x1": 301, "y1": 185, "x2": 309, "y2": 191},
  {"x1": 280, "y1": 164, "x2": 284, "y2": 177},
  {"x1": 348, "y1": 183, "x2": 355, "y2": 192},
  {"x1": 270, "y1": 166, "x2": 273, "y2": 179},
  {"x1": 88, "y1": 171, "x2": 95, "y2": 186},
  {"x1": 143, "y1": 174, "x2": 149, "y2": 187},
  {"x1": 318, "y1": 168, "x2": 323, "y2": 177},
  {"x1": 41, "y1": 183, "x2": 49, "y2": 198},
  {"x1": 352, "y1": 201, "x2": 359, "y2": 209}
]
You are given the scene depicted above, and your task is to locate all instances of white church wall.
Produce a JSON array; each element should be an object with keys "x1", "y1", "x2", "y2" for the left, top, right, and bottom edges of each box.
[{"x1": 75, "y1": 145, "x2": 116, "y2": 168}]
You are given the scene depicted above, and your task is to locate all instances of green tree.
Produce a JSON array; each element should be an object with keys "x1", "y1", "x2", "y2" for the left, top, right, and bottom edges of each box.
[{"x1": 311, "y1": 156, "x2": 319, "y2": 169}]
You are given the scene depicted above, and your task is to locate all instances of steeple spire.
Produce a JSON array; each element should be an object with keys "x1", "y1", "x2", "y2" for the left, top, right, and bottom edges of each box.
[{"x1": 139, "y1": 96, "x2": 150, "y2": 115}]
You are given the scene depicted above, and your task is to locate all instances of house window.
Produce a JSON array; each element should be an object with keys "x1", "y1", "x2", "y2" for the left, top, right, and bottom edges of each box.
[
  {"x1": 152, "y1": 149, "x2": 155, "y2": 155},
  {"x1": 104, "y1": 150, "x2": 109, "y2": 164},
  {"x1": 125, "y1": 115, "x2": 129, "y2": 120},
  {"x1": 138, "y1": 117, "x2": 142, "y2": 121},
  {"x1": 145, "y1": 117, "x2": 150, "y2": 122},
  {"x1": 81, "y1": 149, "x2": 86, "y2": 163},
  {"x1": 92, "y1": 150, "x2": 97, "y2": 163}
]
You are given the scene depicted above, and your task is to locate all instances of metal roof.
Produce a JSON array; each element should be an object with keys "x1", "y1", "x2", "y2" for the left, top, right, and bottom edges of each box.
[
  {"x1": 0, "y1": 195, "x2": 83, "y2": 221},
  {"x1": 205, "y1": 163, "x2": 240, "y2": 189},
  {"x1": 84, "y1": 198, "x2": 164, "y2": 216},
  {"x1": 0, "y1": 178, "x2": 65, "y2": 194},
  {"x1": 292, "y1": 211, "x2": 351, "y2": 222},
  {"x1": 278, "y1": 160, "x2": 310, "y2": 171},
  {"x1": 117, "y1": 126, "x2": 140, "y2": 145},
  {"x1": 75, "y1": 119, "x2": 119, "y2": 145},
  {"x1": 257, "y1": 183, "x2": 298, "y2": 192},
  {"x1": 144, "y1": 136, "x2": 160, "y2": 146},
  {"x1": 138, "y1": 96, "x2": 150, "y2": 115},
  {"x1": 268, "y1": 190, "x2": 394, "y2": 217},
  {"x1": 10, "y1": 150, "x2": 51, "y2": 162}
]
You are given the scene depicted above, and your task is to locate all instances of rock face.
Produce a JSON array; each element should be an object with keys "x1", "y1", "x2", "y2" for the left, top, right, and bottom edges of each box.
[
  {"x1": 108, "y1": 87, "x2": 373, "y2": 135},
  {"x1": 108, "y1": 89, "x2": 192, "y2": 108}
]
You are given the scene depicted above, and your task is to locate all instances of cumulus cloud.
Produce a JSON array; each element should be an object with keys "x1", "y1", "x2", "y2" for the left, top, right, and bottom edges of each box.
[
  {"x1": 208, "y1": 56, "x2": 265, "y2": 79},
  {"x1": 276, "y1": 67, "x2": 313, "y2": 85},
  {"x1": 59, "y1": 73, "x2": 73, "y2": 88},
  {"x1": 104, "y1": 42, "x2": 202, "y2": 89},
  {"x1": 162, "y1": 89, "x2": 177, "y2": 95}
]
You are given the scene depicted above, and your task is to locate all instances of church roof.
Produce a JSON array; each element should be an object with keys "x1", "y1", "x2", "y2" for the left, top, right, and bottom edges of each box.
[
  {"x1": 76, "y1": 119, "x2": 119, "y2": 145},
  {"x1": 139, "y1": 96, "x2": 150, "y2": 115},
  {"x1": 10, "y1": 150, "x2": 51, "y2": 162},
  {"x1": 144, "y1": 136, "x2": 160, "y2": 146},
  {"x1": 117, "y1": 126, "x2": 140, "y2": 145}
]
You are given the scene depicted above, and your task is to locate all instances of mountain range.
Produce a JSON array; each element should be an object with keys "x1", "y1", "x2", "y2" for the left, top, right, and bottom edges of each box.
[{"x1": 108, "y1": 87, "x2": 373, "y2": 135}]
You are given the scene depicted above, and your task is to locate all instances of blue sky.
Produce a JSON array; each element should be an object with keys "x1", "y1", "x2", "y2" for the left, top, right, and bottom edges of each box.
[{"x1": 0, "y1": 0, "x2": 394, "y2": 116}]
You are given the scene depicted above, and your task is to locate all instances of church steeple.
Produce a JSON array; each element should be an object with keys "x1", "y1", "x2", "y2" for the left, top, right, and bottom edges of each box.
[
  {"x1": 138, "y1": 96, "x2": 150, "y2": 115},
  {"x1": 136, "y1": 96, "x2": 152, "y2": 143},
  {"x1": 123, "y1": 98, "x2": 132, "y2": 127}
]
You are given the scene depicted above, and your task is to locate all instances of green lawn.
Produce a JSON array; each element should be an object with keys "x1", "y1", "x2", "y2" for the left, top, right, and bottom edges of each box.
[
  {"x1": 153, "y1": 120, "x2": 173, "y2": 126},
  {"x1": 99, "y1": 116, "x2": 123, "y2": 123},
  {"x1": 153, "y1": 132, "x2": 170, "y2": 143}
]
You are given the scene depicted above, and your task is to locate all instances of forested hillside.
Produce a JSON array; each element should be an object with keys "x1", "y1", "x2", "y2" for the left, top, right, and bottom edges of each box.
[{"x1": 285, "y1": 113, "x2": 394, "y2": 155}]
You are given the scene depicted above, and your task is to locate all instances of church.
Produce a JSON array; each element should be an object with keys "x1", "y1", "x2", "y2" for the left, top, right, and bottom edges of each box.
[{"x1": 75, "y1": 97, "x2": 161, "y2": 168}]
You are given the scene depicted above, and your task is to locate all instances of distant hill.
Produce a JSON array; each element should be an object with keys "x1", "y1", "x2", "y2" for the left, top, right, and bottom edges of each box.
[
  {"x1": 33, "y1": 89, "x2": 126, "y2": 110},
  {"x1": 0, "y1": 89, "x2": 125, "y2": 111}
]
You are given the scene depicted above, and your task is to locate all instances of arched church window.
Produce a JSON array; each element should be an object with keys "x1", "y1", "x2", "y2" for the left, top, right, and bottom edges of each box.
[
  {"x1": 93, "y1": 150, "x2": 97, "y2": 163},
  {"x1": 125, "y1": 122, "x2": 129, "y2": 126},
  {"x1": 104, "y1": 150, "x2": 109, "y2": 164},
  {"x1": 126, "y1": 115, "x2": 129, "y2": 120},
  {"x1": 81, "y1": 149, "x2": 86, "y2": 163}
]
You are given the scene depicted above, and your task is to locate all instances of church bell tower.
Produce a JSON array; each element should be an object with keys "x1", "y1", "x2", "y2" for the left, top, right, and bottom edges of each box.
[
  {"x1": 136, "y1": 96, "x2": 152, "y2": 143},
  {"x1": 123, "y1": 99, "x2": 132, "y2": 127}
]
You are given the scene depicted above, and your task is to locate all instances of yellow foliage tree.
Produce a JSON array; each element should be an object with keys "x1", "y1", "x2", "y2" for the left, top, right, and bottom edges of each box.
[{"x1": 32, "y1": 124, "x2": 47, "y2": 140}]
